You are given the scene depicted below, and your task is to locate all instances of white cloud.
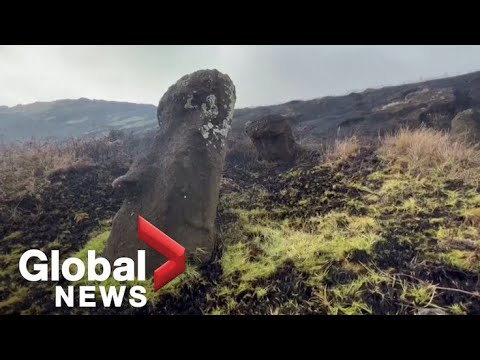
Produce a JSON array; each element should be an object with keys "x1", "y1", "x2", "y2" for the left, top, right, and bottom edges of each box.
[{"x1": 1, "y1": 45, "x2": 480, "y2": 108}]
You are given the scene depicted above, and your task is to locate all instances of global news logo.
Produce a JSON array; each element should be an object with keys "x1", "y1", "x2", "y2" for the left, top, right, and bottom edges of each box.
[{"x1": 17, "y1": 216, "x2": 186, "y2": 308}]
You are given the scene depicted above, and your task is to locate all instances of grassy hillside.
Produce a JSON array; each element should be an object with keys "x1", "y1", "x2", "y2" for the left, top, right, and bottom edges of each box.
[
  {"x1": 0, "y1": 99, "x2": 157, "y2": 142},
  {"x1": 1, "y1": 129, "x2": 479, "y2": 314}
]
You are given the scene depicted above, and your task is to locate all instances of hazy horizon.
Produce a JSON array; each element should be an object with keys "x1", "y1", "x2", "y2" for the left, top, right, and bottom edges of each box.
[{"x1": 2, "y1": 45, "x2": 480, "y2": 108}]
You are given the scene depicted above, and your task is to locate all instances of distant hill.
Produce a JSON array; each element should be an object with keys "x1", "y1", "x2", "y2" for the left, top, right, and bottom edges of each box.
[
  {"x1": 0, "y1": 98, "x2": 157, "y2": 143},
  {"x1": 231, "y1": 70, "x2": 480, "y2": 144},
  {"x1": 2, "y1": 70, "x2": 480, "y2": 144}
]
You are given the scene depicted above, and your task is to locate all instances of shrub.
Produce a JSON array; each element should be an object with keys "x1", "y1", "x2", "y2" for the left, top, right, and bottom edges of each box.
[
  {"x1": 379, "y1": 127, "x2": 480, "y2": 185},
  {"x1": 0, "y1": 133, "x2": 147, "y2": 218},
  {"x1": 325, "y1": 136, "x2": 361, "y2": 162}
]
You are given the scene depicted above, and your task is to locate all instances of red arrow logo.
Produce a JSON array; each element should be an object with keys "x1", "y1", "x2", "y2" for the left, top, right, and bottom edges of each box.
[{"x1": 138, "y1": 216, "x2": 186, "y2": 292}]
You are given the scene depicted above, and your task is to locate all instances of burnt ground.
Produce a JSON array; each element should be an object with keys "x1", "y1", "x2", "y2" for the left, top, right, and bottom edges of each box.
[
  {"x1": 0, "y1": 166, "x2": 125, "y2": 252},
  {"x1": 0, "y1": 165, "x2": 126, "y2": 314},
  {"x1": 137, "y1": 148, "x2": 480, "y2": 315},
  {"x1": 1, "y1": 147, "x2": 479, "y2": 315}
]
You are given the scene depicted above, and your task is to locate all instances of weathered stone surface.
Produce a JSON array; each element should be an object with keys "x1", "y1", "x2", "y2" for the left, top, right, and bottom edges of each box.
[
  {"x1": 451, "y1": 109, "x2": 480, "y2": 144},
  {"x1": 245, "y1": 114, "x2": 298, "y2": 162},
  {"x1": 104, "y1": 69, "x2": 236, "y2": 273}
]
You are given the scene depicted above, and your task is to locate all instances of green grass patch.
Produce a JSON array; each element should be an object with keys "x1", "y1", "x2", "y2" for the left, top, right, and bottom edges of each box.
[
  {"x1": 0, "y1": 287, "x2": 29, "y2": 312},
  {"x1": 3, "y1": 231, "x2": 23, "y2": 242}
]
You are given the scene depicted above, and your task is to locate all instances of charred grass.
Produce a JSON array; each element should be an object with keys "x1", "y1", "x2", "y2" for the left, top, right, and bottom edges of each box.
[{"x1": 1, "y1": 129, "x2": 480, "y2": 314}]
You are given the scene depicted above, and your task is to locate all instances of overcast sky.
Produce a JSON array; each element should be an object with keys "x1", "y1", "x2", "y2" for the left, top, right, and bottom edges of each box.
[{"x1": 1, "y1": 45, "x2": 480, "y2": 108}]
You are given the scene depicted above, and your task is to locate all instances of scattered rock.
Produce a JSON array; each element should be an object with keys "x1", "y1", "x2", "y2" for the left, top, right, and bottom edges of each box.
[
  {"x1": 361, "y1": 87, "x2": 460, "y2": 135},
  {"x1": 451, "y1": 109, "x2": 480, "y2": 144},
  {"x1": 245, "y1": 114, "x2": 298, "y2": 162},
  {"x1": 104, "y1": 69, "x2": 236, "y2": 273},
  {"x1": 416, "y1": 308, "x2": 447, "y2": 315}
]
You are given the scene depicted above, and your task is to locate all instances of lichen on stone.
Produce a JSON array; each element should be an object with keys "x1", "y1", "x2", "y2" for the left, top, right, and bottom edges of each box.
[
  {"x1": 201, "y1": 95, "x2": 219, "y2": 120},
  {"x1": 197, "y1": 92, "x2": 235, "y2": 148},
  {"x1": 184, "y1": 94, "x2": 197, "y2": 109}
]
